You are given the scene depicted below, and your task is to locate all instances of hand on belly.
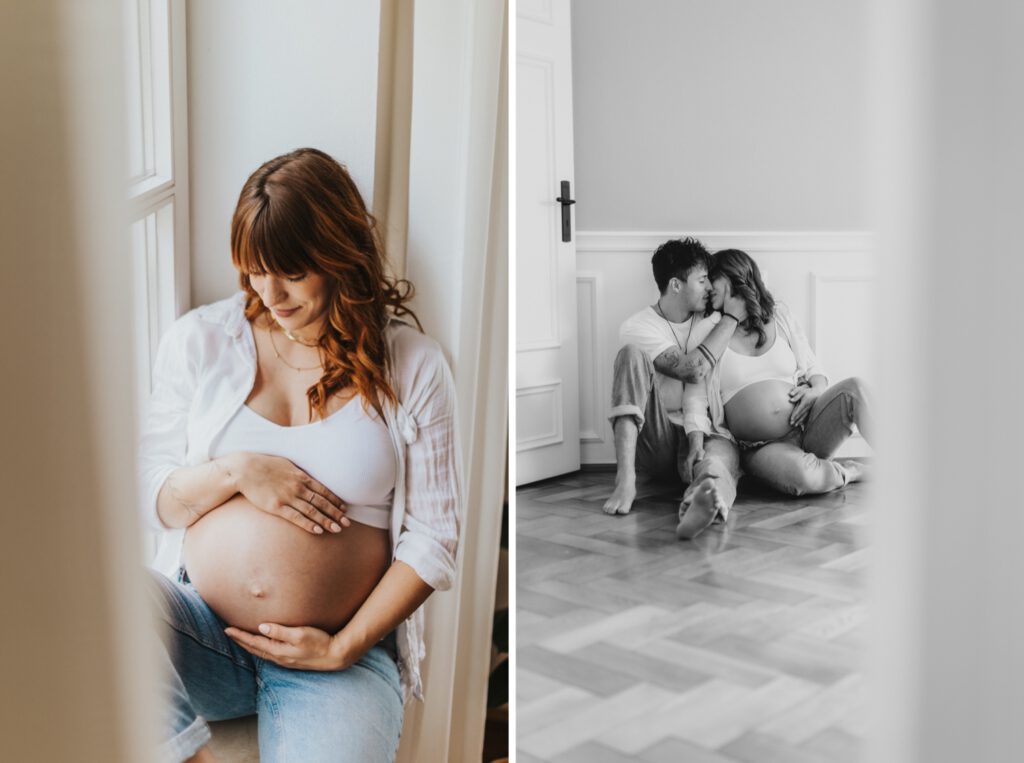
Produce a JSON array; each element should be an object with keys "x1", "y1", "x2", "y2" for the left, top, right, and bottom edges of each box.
[
  {"x1": 183, "y1": 494, "x2": 390, "y2": 633},
  {"x1": 724, "y1": 380, "x2": 797, "y2": 443}
]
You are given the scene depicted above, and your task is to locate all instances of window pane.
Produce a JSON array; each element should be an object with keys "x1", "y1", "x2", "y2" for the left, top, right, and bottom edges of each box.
[
  {"x1": 125, "y1": 0, "x2": 173, "y2": 195},
  {"x1": 131, "y1": 200, "x2": 176, "y2": 408}
]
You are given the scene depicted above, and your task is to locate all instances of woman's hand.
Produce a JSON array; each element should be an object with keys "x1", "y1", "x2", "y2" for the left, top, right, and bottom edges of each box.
[
  {"x1": 788, "y1": 384, "x2": 822, "y2": 428},
  {"x1": 225, "y1": 623, "x2": 348, "y2": 671},
  {"x1": 721, "y1": 281, "x2": 748, "y2": 322},
  {"x1": 233, "y1": 452, "x2": 350, "y2": 534}
]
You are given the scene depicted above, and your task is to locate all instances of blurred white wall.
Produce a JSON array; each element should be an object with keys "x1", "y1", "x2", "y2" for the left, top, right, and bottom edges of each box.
[
  {"x1": 869, "y1": 1, "x2": 1024, "y2": 761},
  {"x1": 0, "y1": 1, "x2": 156, "y2": 760}
]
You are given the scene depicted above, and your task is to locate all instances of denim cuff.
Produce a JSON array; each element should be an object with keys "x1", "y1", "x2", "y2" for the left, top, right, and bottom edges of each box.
[
  {"x1": 608, "y1": 403, "x2": 644, "y2": 429},
  {"x1": 161, "y1": 715, "x2": 212, "y2": 763}
]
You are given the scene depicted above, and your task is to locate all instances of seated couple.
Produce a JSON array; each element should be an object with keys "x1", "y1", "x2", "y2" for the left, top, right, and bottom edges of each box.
[{"x1": 603, "y1": 237, "x2": 872, "y2": 540}]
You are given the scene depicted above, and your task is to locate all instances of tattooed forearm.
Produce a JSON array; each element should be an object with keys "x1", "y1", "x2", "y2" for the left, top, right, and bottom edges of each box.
[
  {"x1": 164, "y1": 473, "x2": 203, "y2": 521},
  {"x1": 155, "y1": 455, "x2": 244, "y2": 529},
  {"x1": 653, "y1": 348, "x2": 707, "y2": 383}
]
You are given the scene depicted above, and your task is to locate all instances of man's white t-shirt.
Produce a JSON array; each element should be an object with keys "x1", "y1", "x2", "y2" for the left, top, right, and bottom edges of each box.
[{"x1": 619, "y1": 306, "x2": 720, "y2": 427}]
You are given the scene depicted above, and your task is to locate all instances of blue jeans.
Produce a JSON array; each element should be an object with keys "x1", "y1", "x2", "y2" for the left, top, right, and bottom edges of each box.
[{"x1": 147, "y1": 570, "x2": 403, "y2": 763}]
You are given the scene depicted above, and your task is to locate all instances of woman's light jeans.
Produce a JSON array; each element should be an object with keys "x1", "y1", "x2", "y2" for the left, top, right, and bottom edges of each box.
[
  {"x1": 147, "y1": 570, "x2": 404, "y2": 763},
  {"x1": 740, "y1": 376, "x2": 872, "y2": 495}
]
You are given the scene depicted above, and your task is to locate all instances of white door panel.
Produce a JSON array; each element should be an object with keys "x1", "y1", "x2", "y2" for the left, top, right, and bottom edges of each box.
[{"x1": 516, "y1": 0, "x2": 580, "y2": 484}]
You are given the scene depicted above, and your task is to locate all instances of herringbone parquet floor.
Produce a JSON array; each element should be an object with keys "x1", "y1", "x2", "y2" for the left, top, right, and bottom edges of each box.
[{"x1": 516, "y1": 468, "x2": 869, "y2": 763}]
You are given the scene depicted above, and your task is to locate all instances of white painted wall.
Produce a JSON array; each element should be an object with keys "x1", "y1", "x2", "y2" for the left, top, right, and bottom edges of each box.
[
  {"x1": 186, "y1": 0, "x2": 381, "y2": 306},
  {"x1": 570, "y1": 0, "x2": 866, "y2": 231},
  {"x1": 400, "y1": 3, "x2": 508, "y2": 759}
]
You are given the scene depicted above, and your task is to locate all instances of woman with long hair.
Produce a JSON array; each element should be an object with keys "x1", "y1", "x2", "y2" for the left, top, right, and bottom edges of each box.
[
  {"x1": 139, "y1": 148, "x2": 461, "y2": 762},
  {"x1": 684, "y1": 248, "x2": 871, "y2": 501}
]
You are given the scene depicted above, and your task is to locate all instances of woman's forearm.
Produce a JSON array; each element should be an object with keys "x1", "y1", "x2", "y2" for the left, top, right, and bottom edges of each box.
[
  {"x1": 329, "y1": 560, "x2": 434, "y2": 669},
  {"x1": 156, "y1": 452, "x2": 247, "y2": 529}
]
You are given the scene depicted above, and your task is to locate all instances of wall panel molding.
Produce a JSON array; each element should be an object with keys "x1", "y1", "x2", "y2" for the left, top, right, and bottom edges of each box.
[
  {"x1": 576, "y1": 272, "x2": 604, "y2": 443},
  {"x1": 577, "y1": 230, "x2": 873, "y2": 254},
  {"x1": 810, "y1": 273, "x2": 874, "y2": 351},
  {"x1": 518, "y1": 0, "x2": 553, "y2": 25},
  {"x1": 516, "y1": 381, "x2": 564, "y2": 451}
]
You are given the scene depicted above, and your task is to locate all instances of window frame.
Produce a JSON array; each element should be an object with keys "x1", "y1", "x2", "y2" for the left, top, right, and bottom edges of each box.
[{"x1": 127, "y1": 0, "x2": 190, "y2": 405}]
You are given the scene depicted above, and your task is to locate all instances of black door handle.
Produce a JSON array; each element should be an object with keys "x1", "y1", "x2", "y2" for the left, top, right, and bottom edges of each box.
[{"x1": 555, "y1": 180, "x2": 575, "y2": 242}]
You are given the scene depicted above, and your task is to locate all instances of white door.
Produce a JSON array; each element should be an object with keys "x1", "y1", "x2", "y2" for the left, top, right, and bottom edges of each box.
[{"x1": 516, "y1": 0, "x2": 580, "y2": 485}]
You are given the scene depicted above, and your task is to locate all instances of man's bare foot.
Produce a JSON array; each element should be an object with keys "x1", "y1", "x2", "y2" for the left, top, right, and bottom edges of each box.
[
  {"x1": 838, "y1": 458, "x2": 870, "y2": 484},
  {"x1": 603, "y1": 477, "x2": 637, "y2": 515},
  {"x1": 676, "y1": 477, "x2": 724, "y2": 540}
]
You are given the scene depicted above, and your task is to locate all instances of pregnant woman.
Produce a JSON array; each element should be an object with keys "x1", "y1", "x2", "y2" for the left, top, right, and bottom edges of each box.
[
  {"x1": 138, "y1": 148, "x2": 461, "y2": 762},
  {"x1": 684, "y1": 248, "x2": 871, "y2": 505}
]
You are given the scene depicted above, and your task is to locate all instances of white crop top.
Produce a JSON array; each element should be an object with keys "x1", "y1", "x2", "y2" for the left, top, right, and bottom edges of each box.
[
  {"x1": 208, "y1": 399, "x2": 396, "y2": 529},
  {"x1": 719, "y1": 332, "x2": 798, "y2": 405}
]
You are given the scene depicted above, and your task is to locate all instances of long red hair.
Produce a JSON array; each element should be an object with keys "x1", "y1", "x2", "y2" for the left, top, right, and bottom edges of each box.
[{"x1": 230, "y1": 147, "x2": 420, "y2": 420}]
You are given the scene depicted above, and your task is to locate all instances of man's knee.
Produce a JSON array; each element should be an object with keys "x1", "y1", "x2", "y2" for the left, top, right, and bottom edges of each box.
[
  {"x1": 610, "y1": 344, "x2": 658, "y2": 431},
  {"x1": 613, "y1": 344, "x2": 653, "y2": 375}
]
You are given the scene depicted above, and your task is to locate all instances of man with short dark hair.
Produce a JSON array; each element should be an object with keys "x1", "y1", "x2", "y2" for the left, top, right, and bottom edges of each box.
[{"x1": 604, "y1": 237, "x2": 744, "y2": 539}]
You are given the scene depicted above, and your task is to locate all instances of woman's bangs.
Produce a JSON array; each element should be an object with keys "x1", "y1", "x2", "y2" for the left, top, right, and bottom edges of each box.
[{"x1": 234, "y1": 209, "x2": 311, "y2": 277}]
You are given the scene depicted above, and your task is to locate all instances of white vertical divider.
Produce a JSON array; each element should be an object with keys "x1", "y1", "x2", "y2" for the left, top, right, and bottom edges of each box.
[
  {"x1": 868, "y1": 1, "x2": 1024, "y2": 761},
  {"x1": 400, "y1": 1, "x2": 508, "y2": 761}
]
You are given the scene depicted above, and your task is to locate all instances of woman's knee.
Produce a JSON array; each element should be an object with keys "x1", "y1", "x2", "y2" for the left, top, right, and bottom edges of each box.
[
  {"x1": 260, "y1": 654, "x2": 403, "y2": 762},
  {"x1": 837, "y1": 376, "x2": 867, "y2": 403}
]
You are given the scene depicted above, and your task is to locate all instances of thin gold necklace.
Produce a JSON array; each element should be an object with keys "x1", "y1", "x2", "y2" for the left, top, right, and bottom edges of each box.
[
  {"x1": 268, "y1": 327, "x2": 322, "y2": 372},
  {"x1": 282, "y1": 326, "x2": 320, "y2": 347}
]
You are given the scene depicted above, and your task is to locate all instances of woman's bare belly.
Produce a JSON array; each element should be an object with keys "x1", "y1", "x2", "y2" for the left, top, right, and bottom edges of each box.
[
  {"x1": 182, "y1": 495, "x2": 391, "y2": 633},
  {"x1": 724, "y1": 379, "x2": 797, "y2": 443}
]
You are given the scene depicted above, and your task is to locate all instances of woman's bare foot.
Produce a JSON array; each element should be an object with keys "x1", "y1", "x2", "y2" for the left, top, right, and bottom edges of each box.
[
  {"x1": 603, "y1": 476, "x2": 637, "y2": 515},
  {"x1": 838, "y1": 458, "x2": 870, "y2": 484},
  {"x1": 676, "y1": 477, "x2": 724, "y2": 540}
]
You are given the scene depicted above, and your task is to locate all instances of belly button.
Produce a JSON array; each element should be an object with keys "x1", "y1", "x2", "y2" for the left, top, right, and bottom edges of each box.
[{"x1": 249, "y1": 583, "x2": 267, "y2": 599}]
